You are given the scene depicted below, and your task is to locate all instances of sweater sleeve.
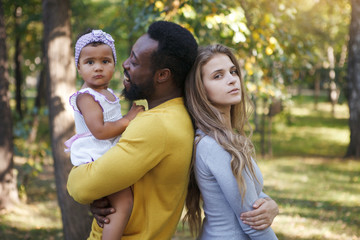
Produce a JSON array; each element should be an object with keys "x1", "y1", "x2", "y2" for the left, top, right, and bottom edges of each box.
[
  {"x1": 67, "y1": 112, "x2": 166, "y2": 204},
  {"x1": 259, "y1": 191, "x2": 270, "y2": 199},
  {"x1": 197, "y1": 137, "x2": 278, "y2": 240}
]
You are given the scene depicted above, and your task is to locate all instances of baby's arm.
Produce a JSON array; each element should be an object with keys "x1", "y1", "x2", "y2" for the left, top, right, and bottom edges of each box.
[
  {"x1": 77, "y1": 94, "x2": 144, "y2": 140},
  {"x1": 102, "y1": 187, "x2": 133, "y2": 240}
]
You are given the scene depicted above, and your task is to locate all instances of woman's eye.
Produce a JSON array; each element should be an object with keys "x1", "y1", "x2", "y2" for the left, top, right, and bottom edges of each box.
[{"x1": 214, "y1": 74, "x2": 222, "y2": 79}]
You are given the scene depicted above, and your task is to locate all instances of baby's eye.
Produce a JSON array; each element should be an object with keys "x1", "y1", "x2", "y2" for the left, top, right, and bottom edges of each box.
[
  {"x1": 103, "y1": 60, "x2": 110, "y2": 64},
  {"x1": 87, "y1": 60, "x2": 94, "y2": 65}
]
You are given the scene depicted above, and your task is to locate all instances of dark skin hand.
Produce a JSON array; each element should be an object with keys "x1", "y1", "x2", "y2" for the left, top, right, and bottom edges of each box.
[
  {"x1": 90, "y1": 197, "x2": 115, "y2": 228},
  {"x1": 92, "y1": 197, "x2": 279, "y2": 230}
]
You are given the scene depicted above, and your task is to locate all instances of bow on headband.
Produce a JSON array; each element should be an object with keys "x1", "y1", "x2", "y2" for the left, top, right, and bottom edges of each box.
[{"x1": 74, "y1": 29, "x2": 117, "y2": 66}]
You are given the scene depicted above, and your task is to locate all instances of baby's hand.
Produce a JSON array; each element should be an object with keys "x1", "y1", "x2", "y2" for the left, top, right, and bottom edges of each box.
[{"x1": 124, "y1": 103, "x2": 145, "y2": 121}]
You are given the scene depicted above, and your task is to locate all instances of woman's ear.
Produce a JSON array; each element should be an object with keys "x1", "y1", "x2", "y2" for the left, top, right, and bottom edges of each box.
[{"x1": 155, "y1": 68, "x2": 171, "y2": 84}]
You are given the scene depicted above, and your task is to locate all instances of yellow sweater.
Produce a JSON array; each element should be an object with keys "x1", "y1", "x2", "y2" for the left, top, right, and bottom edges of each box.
[{"x1": 67, "y1": 97, "x2": 194, "y2": 240}]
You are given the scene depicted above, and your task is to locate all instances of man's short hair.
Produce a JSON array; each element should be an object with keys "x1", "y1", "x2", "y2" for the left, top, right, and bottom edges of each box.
[{"x1": 147, "y1": 21, "x2": 198, "y2": 90}]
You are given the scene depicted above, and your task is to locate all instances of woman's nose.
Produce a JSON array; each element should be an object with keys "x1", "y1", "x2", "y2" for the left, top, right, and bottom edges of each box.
[{"x1": 227, "y1": 74, "x2": 237, "y2": 85}]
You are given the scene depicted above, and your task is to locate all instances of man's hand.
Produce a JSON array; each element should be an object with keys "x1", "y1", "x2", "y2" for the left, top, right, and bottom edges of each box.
[
  {"x1": 240, "y1": 198, "x2": 279, "y2": 230},
  {"x1": 90, "y1": 197, "x2": 116, "y2": 228}
]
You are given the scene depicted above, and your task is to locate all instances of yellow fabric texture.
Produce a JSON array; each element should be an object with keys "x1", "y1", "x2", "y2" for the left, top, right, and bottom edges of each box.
[{"x1": 67, "y1": 97, "x2": 194, "y2": 240}]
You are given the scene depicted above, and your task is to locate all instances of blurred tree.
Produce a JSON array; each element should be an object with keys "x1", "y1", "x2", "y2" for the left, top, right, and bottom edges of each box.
[
  {"x1": 34, "y1": 50, "x2": 47, "y2": 109},
  {"x1": 0, "y1": 0, "x2": 19, "y2": 210},
  {"x1": 295, "y1": 0, "x2": 349, "y2": 115},
  {"x1": 4, "y1": 0, "x2": 45, "y2": 113},
  {"x1": 13, "y1": 2, "x2": 24, "y2": 117},
  {"x1": 3, "y1": 0, "x2": 47, "y2": 148},
  {"x1": 346, "y1": 0, "x2": 360, "y2": 158},
  {"x1": 42, "y1": 0, "x2": 91, "y2": 238}
]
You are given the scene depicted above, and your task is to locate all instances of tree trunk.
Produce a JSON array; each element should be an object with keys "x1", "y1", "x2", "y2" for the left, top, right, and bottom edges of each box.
[
  {"x1": 346, "y1": 0, "x2": 360, "y2": 158},
  {"x1": 35, "y1": 40, "x2": 47, "y2": 109},
  {"x1": 267, "y1": 115, "x2": 273, "y2": 158},
  {"x1": 42, "y1": 0, "x2": 92, "y2": 238},
  {"x1": 0, "y1": 0, "x2": 19, "y2": 210},
  {"x1": 314, "y1": 71, "x2": 320, "y2": 111},
  {"x1": 327, "y1": 46, "x2": 339, "y2": 117},
  {"x1": 260, "y1": 99, "x2": 266, "y2": 158},
  {"x1": 252, "y1": 94, "x2": 260, "y2": 132},
  {"x1": 14, "y1": 5, "x2": 23, "y2": 117}
]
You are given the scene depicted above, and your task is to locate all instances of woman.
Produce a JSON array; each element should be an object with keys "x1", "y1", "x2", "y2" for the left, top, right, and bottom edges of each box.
[{"x1": 184, "y1": 44, "x2": 278, "y2": 239}]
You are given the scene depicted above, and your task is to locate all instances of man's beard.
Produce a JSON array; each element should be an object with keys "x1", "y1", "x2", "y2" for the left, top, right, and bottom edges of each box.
[{"x1": 122, "y1": 78, "x2": 155, "y2": 101}]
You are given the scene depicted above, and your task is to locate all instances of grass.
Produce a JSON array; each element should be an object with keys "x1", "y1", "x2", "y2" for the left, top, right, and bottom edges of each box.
[
  {"x1": 1, "y1": 96, "x2": 360, "y2": 240},
  {"x1": 257, "y1": 157, "x2": 360, "y2": 240}
]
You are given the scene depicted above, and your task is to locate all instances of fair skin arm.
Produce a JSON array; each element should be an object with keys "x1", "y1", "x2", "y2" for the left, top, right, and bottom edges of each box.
[
  {"x1": 76, "y1": 93, "x2": 144, "y2": 139},
  {"x1": 241, "y1": 197, "x2": 279, "y2": 230},
  {"x1": 102, "y1": 188, "x2": 133, "y2": 239}
]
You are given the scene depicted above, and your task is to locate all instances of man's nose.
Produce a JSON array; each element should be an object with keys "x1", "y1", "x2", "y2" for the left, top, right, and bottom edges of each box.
[{"x1": 122, "y1": 58, "x2": 130, "y2": 70}]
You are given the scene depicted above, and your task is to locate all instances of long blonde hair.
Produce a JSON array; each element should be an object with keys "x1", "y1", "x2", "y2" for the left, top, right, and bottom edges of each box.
[{"x1": 183, "y1": 44, "x2": 257, "y2": 236}]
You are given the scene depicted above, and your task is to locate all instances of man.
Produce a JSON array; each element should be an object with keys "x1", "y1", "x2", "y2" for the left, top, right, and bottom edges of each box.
[
  {"x1": 67, "y1": 21, "x2": 278, "y2": 240},
  {"x1": 67, "y1": 21, "x2": 198, "y2": 240}
]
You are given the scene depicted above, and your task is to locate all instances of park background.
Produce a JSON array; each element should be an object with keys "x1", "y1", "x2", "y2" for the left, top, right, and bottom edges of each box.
[{"x1": 0, "y1": 0, "x2": 359, "y2": 239}]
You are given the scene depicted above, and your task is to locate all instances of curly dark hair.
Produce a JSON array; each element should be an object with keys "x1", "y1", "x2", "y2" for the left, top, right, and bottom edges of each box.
[{"x1": 147, "y1": 21, "x2": 198, "y2": 90}]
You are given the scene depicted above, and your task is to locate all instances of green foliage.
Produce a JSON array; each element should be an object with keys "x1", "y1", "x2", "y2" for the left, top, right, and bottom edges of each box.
[
  {"x1": 3, "y1": 0, "x2": 350, "y2": 106},
  {"x1": 4, "y1": 0, "x2": 43, "y2": 78},
  {"x1": 12, "y1": 107, "x2": 50, "y2": 200}
]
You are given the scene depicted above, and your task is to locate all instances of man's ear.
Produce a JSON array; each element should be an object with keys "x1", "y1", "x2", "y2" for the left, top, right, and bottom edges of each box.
[{"x1": 155, "y1": 68, "x2": 171, "y2": 84}]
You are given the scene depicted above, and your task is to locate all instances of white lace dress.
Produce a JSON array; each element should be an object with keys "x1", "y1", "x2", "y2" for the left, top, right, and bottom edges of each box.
[{"x1": 65, "y1": 87, "x2": 122, "y2": 166}]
